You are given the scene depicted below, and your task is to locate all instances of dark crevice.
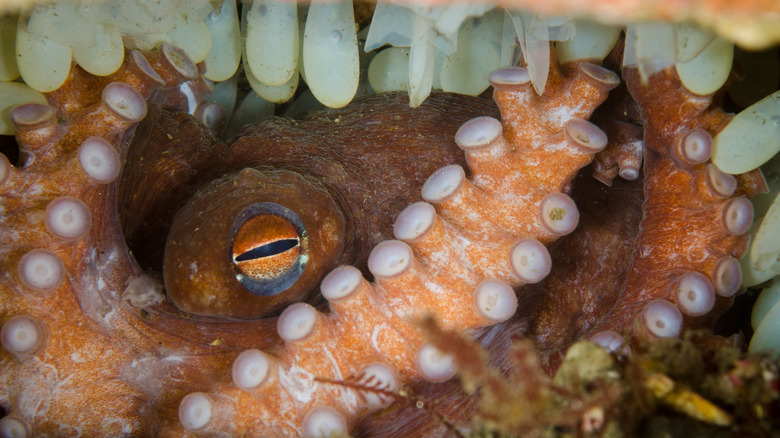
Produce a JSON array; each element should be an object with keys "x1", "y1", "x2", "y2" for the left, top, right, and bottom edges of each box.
[{"x1": 0, "y1": 135, "x2": 20, "y2": 167}]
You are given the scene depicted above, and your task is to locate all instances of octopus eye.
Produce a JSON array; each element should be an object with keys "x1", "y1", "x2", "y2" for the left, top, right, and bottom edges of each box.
[
  {"x1": 231, "y1": 203, "x2": 309, "y2": 296},
  {"x1": 162, "y1": 170, "x2": 343, "y2": 319}
]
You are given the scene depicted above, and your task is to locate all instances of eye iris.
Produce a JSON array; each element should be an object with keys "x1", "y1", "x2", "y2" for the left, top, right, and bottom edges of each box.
[
  {"x1": 233, "y1": 215, "x2": 300, "y2": 280},
  {"x1": 230, "y1": 203, "x2": 308, "y2": 296}
]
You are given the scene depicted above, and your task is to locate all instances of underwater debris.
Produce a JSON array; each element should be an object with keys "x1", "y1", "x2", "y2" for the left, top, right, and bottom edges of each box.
[
  {"x1": 315, "y1": 319, "x2": 780, "y2": 437},
  {"x1": 430, "y1": 319, "x2": 778, "y2": 437}
]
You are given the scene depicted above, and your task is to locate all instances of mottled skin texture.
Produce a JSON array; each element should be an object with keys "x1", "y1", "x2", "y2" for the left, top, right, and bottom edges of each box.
[
  {"x1": 151, "y1": 59, "x2": 614, "y2": 435},
  {"x1": 526, "y1": 66, "x2": 767, "y2": 373},
  {"x1": 0, "y1": 43, "x2": 618, "y2": 435},
  {"x1": 353, "y1": 168, "x2": 646, "y2": 436},
  {"x1": 0, "y1": 49, "x2": 283, "y2": 436},
  {"x1": 529, "y1": 174, "x2": 644, "y2": 352},
  {"x1": 0, "y1": 44, "x2": 767, "y2": 437},
  {"x1": 356, "y1": 66, "x2": 769, "y2": 434},
  {"x1": 0, "y1": 45, "x2": 539, "y2": 434},
  {"x1": 120, "y1": 92, "x2": 498, "y2": 319},
  {"x1": 120, "y1": 93, "x2": 497, "y2": 275},
  {"x1": 593, "y1": 67, "x2": 765, "y2": 327}
]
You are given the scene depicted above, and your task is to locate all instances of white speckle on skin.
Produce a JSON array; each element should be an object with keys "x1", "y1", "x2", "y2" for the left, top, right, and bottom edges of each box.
[
  {"x1": 371, "y1": 324, "x2": 389, "y2": 354},
  {"x1": 279, "y1": 364, "x2": 317, "y2": 404},
  {"x1": 322, "y1": 348, "x2": 359, "y2": 409},
  {"x1": 102, "y1": 308, "x2": 117, "y2": 325}
]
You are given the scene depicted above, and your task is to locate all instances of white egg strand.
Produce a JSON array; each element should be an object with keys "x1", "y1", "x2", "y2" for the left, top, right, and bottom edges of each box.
[
  {"x1": 245, "y1": 0, "x2": 299, "y2": 87},
  {"x1": 71, "y1": 23, "x2": 124, "y2": 76},
  {"x1": 440, "y1": 9, "x2": 506, "y2": 96},
  {"x1": 302, "y1": 0, "x2": 359, "y2": 108},
  {"x1": 675, "y1": 35, "x2": 734, "y2": 95},
  {"x1": 203, "y1": 0, "x2": 241, "y2": 82},
  {"x1": 166, "y1": 17, "x2": 212, "y2": 64},
  {"x1": 16, "y1": 11, "x2": 72, "y2": 92},
  {"x1": 0, "y1": 15, "x2": 20, "y2": 81},
  {"x1": 712, "y1": 90, "x2": 780, "y2": 174},
  {"x1": 750, "y1": 280, "x2": 780, "y2": 359}
]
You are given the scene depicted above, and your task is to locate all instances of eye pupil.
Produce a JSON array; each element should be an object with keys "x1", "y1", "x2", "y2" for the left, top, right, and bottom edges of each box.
[
  {"x1": 230, "y1": 203, "x2": 308, "y2": 296},
  {"x1": 235, "y1": 238, "x2": 300, "y2": 262}
]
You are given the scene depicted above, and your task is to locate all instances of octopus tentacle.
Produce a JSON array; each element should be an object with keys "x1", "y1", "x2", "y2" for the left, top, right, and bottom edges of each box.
[
  {"x1": 167, "y1": 61, "x2": 618, "y2": 436},
  {"x1": 1, "y1": 36, "x2": 620, "y2": 433},
  {"x1": 528, "y1": 66, "x2": 765, "y2": 364},
  {"x1": 591, "y1": 116, "x2": 644, "y2": 185},
  {"x1": 1, "y1": 22, "x2": 773, "y2": 437},
  {"x1": 592, "y1": 67, "x2": 764, "y2": 340},
  {"x1": 0, "y1": 55, "x2": 160, "y2": 437},
  {"x1": 528, "y1": 62, "x2": 769, "y2": 372},
  {"x1": 0, "y1": 44, "x2": 249, "y2": 436},
  {"x1": 588, "y1": 64, "x2": 645, "y2": 186}
]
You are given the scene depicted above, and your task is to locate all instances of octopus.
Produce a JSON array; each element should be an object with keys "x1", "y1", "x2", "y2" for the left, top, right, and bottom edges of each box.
[{"x1": 0, "y1": 2, "x2": 776, "y2": 437}]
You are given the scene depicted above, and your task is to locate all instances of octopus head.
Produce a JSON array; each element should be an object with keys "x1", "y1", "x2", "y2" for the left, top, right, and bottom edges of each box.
[{"x1": 161, "y1": 168, "x2": 346, "y2": 319}]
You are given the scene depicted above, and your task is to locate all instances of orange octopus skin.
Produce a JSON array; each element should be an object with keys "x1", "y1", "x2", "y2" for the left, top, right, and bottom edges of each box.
[
  {"x1": 1, "y1": 33, "x2": 770, "y2": 438},
  {"x1": 121, "y1": 92, "x2": 499, "y2": 320},
  {"x1": 591, "y1": 67, "x2": 767, "y2": 334},
  {"x1": 159, "y1": 63, "x2": 618, "y2": 435},
  {"x1": 528, "y1": 66, "x2": 768, "y2": 371},
  {"x1": 0, "y1": 45, "x2": 278, "y2": 436},
  {"x1": 0, "y1": 40, "x2": 619, "y2": 435}
]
